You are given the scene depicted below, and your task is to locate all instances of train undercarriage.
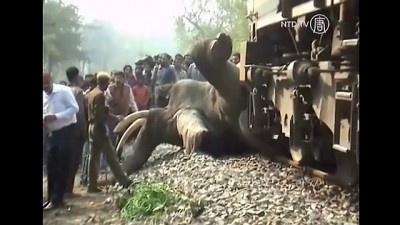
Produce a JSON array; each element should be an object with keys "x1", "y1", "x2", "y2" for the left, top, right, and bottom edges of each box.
[{"x1": 239, "y1": 0, "x2": 359, "y2": 186}]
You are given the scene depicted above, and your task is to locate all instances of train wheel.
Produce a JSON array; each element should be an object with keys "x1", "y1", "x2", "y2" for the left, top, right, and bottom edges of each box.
[{"x1": 239, "y1": 109, "x2": 287, "y2": 157}]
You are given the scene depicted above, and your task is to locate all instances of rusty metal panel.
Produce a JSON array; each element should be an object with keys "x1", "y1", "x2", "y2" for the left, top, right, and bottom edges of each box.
[
  {"x1": 239, "y1": 42, "x2": 248, "y2": 81},
  {"x1": 312, "y1": 62, "x2": 336, "y2": 133},
  {"x1": 272, "y1": 78, "x2": 293, "y2": 137},
  {"x1": 271, "y1": 61, "x2": 336, "y2": 137},
  {"x1": 254, "y1": 0, "x2": 346, "y2": 29}
]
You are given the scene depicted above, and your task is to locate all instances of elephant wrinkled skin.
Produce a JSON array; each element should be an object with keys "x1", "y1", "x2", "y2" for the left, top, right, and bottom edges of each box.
[{"x1": 107, "y1": 33, "x2": 259, "y2": 184}]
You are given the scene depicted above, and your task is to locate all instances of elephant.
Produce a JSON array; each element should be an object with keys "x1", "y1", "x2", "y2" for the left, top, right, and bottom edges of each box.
[{"x1": 105, "y1": 33, "x2": 274, "y2": 184}]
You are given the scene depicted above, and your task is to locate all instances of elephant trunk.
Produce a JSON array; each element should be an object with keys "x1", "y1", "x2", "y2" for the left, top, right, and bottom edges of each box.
[
  {"x1": 121, "y1": 126, "x2": 159, "y2": 175},
  {"x1": 103, "y1": 120, "x2": 161, "y2": 185},
  {"x1": 120, "y1": 109, "x2": 178, "y2": 176}
]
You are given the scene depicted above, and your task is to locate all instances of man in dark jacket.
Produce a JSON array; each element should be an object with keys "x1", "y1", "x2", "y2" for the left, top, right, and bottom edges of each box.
[
  {"x1": 86, "y1": 72, "x2": 132, "y2": 192},
  {"x1": 65, "y1": 66, "x2": 87, "y2": 196}
]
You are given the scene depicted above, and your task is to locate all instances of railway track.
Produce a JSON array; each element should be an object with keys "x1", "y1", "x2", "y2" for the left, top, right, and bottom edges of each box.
[{"x1": 269, "y1": 156, "x2": 358, "y2": 188}]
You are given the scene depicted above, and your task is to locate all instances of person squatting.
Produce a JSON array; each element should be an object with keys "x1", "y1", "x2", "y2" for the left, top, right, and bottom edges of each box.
[{"x1": 42, "y1": 52, "x2": 241, "y2": 211}]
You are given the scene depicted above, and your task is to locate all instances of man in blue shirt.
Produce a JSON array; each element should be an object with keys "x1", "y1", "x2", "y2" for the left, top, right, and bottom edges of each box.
[{"x1": 155, "y1": 53, "x2": 176, "y2": 107}]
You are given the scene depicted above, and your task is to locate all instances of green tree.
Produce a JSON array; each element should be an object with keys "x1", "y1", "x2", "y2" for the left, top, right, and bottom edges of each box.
[
  {"x1": 81, "y1": 20, "x2": 143, "y2": 72},
  {"x1": 81, "y1": 20, "x2": 116, "y2": 72},
  {"x1": 43, "y1": 0, "x2": 83, "y2": 74},
  {"x1": 81, "y1": 20, "x2": 178, "y2": 73},
  {"x1": 174, "y1": 0, "x2": 248, "y2": 54}
]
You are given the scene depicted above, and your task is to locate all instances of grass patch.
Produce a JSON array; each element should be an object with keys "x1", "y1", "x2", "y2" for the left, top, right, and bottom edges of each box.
[{"x1": 119, "y1": 182, "x2": 177, "y2": 220}]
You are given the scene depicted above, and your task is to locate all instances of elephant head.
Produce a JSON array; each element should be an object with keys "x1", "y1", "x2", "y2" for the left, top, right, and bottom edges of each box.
[{"x1": 103, "y1": 33, "x2": 250, "y2": 185}]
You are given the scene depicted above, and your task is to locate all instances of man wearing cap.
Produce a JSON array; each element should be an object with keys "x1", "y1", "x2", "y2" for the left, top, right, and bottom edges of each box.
[{"x1": 86, "y1": 72, "x2": 132, "y2": 192}]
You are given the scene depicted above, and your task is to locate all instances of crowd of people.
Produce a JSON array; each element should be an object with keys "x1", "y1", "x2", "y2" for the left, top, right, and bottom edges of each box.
[{"x1": 42, "y1": 52, "x2": 241, "y2": 211}]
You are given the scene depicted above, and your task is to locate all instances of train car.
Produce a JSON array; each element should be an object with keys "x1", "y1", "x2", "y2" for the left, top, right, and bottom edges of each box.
[{"x1": 239, "y1": 0, "x2": 359, "y2": 186}]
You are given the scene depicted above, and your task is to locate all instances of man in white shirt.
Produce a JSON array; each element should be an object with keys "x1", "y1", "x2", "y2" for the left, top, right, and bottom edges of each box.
[{"x1": 43, "y1": 72, "x2": 79, "y2": 210}]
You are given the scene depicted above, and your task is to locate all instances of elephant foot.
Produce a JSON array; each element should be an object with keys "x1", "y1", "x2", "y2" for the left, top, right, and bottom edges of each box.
[{"x1": 210, "y1": 33, "x2": 233, "y2": 62}]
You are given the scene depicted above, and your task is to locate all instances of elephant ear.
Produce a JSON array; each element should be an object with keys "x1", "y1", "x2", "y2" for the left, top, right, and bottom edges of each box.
[{"x1": 210, "y1": 33, "x2": 232, "y2": 63}]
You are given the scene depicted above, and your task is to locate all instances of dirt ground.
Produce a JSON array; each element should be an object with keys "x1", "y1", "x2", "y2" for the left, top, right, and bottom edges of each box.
[{"x1": 43, "y1": 174, "x2": 124, "y2": 225}]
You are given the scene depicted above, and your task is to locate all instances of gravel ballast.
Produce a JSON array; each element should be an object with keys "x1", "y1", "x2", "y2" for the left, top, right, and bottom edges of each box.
[
  {"x1": 43, "y1": 143, "x2": 359, "y2": 225},
  {"x1": 121, "y1": 144, "x2": 359, "y2": 225}
]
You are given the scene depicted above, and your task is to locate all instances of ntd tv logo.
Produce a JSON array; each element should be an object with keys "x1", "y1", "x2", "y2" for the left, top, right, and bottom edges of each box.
[{"x1": 280, "y1": 14, "x2": 330, "y2": 34}]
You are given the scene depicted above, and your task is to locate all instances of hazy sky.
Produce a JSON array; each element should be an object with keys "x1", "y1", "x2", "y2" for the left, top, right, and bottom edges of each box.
[{"x1": 64, "y1": 0, "x2": 186, "y2": 38}]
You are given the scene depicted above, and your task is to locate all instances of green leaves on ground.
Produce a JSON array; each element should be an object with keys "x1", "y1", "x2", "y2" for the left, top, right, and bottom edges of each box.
[{"x1": 119, "y1": 182, "x2": 177, "y2": 220}]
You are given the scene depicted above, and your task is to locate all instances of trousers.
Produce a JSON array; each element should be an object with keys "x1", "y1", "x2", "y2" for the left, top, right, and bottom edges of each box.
[
  {"x1": 65, "y1": 128, "x2": 85, "y2": 193},
  {"x1": 88, "y1": 123, "x2": 130, "y2": 188},
  {"x1": 80, "y1": 141, "x2": 90, "y2": 186},
  {"x1": 80, "y1": 141, "x2": 109, "y2": 186},
  {"x1": 46, "y1": 123, "x2": 75, "y2": 204}
]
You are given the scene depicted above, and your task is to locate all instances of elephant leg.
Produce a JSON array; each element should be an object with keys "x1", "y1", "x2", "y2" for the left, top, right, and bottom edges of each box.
[{"x1": 175, "y1": 108, "x2": 208, "y2": 156}]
